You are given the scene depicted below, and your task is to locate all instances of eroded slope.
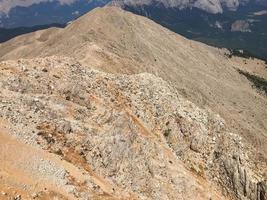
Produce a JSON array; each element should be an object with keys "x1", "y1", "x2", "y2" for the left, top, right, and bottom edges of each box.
[
  {"x1": 0, "y1": 56, "x2": 266, "y2": 200},
  {"x1": 0, "y1": 7, "x2": 266, "y2": 162}
]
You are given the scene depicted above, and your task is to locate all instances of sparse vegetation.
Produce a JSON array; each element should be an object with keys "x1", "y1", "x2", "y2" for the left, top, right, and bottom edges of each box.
[
  {"x1": 228, "y1": 49, "x2": 267, "y2": 64},
  {"x1": 238, "y1": 69, "x2": 267, "y2": 95},
  {"x1": 164, "y1": 128, "x2": 172, "y2": 137}
]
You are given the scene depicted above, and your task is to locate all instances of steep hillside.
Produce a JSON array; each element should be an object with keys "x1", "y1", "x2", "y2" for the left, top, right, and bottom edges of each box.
[
  {"x1": 0, "y1": 7, "x2": 266, "y2": 200},
  {"x1": 0, "y1": 56, "x2": 266, "y2": 200},
  {"x1": 0, "y1": 7, "x2": 266, "y2": 158},
  {"x1": 0, "y1": 56, "x2": 230, "y2": 200},
  {"x1": 111, "y1": 1, "x2": 267, "y2": 60}
]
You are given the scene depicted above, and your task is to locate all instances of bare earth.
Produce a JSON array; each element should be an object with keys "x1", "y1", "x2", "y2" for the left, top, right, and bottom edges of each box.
[{"x1": 0, "y1": 7, "x2": 266, "y2": 200}]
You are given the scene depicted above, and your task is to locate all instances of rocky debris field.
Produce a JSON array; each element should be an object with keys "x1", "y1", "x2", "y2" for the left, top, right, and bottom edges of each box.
[
  {"x1": 1, "y1": 7, "x2": 266, "y2": 162},
  {"x1": 0, "y1": 56, "x2": 266, "y2": 200}
]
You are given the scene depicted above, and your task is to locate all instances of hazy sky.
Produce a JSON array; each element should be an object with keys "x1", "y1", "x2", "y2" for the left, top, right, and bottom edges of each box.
[{"x1": 0, "y1": 0, "x2": 77, "y2": 14}]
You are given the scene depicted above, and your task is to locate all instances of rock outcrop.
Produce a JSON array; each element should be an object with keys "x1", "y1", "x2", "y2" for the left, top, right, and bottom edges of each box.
[
  {"x1": 0, "y1": 6, "x2": 266, "y2": 200},
  {"x1": 0, "y1": 56, "x2": 266, "y2": 200},
  {"x1": 231, "y1": 20, "x2": 251, "y2": 32},
  {"x1": 0, "y1": 7, "x2": 266, "y2": 162}
]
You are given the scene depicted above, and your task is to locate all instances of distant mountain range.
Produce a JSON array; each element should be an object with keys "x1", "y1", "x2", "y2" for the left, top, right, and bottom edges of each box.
[
  {"x1": 0, "y1": 0, "x2": 110, "y2": 28},
  {"x1": 111, "y1": 0, "x2": 267, "y2": 14},
  {"x1": 111, "y1": 0, "x2": 267, "y2": 60},
  {"x1": 1, "y1": 0, "x2": 265, "y2": 28},
  {"x1": 0, "y1": 0, "x2": 266, "y2": 59}
]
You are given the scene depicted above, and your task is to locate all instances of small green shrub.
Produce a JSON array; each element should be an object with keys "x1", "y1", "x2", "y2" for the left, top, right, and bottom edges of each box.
[
  {"x1": 164, "y1": 128, "x2": 172, "y2": 137},
  {"x1": 228, "y1": 49, "x2": 267, "y2": 65},
  {"x1": 238, "y1": 69, "x2": 267, "y2": 95}
]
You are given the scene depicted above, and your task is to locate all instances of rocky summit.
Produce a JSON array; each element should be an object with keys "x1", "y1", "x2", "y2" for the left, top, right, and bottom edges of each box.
[{"x1": 0, "y1": 6, "x2": 266, "y2": 200}]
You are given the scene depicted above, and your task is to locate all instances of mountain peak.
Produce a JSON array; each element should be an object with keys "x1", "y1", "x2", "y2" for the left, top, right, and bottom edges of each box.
[{"x1": 0, "y1": 6, "x2": 266, "y2": 200}]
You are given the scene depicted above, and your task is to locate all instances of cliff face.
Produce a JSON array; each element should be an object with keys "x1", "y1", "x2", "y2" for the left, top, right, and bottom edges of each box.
[{"x1": 0, "y1": 7, "x2": 266, "y2": 200}]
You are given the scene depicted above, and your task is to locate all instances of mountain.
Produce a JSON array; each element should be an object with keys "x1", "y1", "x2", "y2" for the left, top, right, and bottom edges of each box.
[
  {"x1": 1, "y1": 0, "x2": 266, "y2": 61},
  {"x1": 0, "y1": 23, "x2": 65, "y2": 43},
  {"x1": 111, "y1": 0, "x2": 267, "y2": 14},
  {"x1": 0, "y1": 56, "x2": 232, "y2": 200},
  {"x1": 0, "y1": 6, "x2": 266, "y2": 200},
  {"x1": 0, "y1": 0, "x2": 110, "y2": 28},
  {"x1": 110, "y1": 0, "x2": 267, "y2": 60}
]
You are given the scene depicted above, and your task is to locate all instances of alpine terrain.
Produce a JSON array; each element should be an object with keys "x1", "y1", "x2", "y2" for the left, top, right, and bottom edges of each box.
[
  {"x1": 0, "y1": 6, "x2": 266, "y2": 200},
  {"x1": 110, "y1": 0, "x2": 267, "y2": 60}
]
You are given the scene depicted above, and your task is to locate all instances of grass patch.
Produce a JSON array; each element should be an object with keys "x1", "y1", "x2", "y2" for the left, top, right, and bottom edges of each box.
[{"x1": 238, "y1": 69, "x2": 267, "y2": 95}]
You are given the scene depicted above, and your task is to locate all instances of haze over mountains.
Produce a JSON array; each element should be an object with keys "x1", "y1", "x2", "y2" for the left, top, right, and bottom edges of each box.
[{"x1": 0, "y1": 6, "x2": 267, "y2": 200}]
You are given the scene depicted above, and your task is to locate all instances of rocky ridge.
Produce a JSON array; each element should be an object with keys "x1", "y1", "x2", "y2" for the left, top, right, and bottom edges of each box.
[
  {"x1": 0, "y1": 56, "x2": 266, "y2": 200},
  {"x1": 0, "y1": 7, "x2": 266, "y2": 161},
  {"x1": 0, "y1": 6, "x2": 266, "y2": 200}
]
